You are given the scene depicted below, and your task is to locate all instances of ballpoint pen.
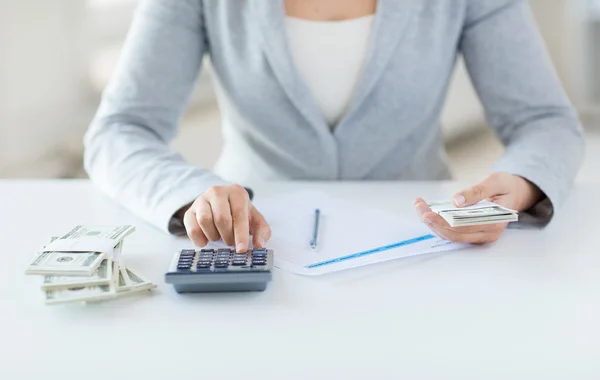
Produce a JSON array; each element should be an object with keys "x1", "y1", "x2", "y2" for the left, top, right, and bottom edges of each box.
[{"x1": 310, "y1": 208, "x2": 321, "y2": 250}]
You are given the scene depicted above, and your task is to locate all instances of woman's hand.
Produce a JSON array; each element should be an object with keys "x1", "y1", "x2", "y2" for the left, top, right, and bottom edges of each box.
[
  {"x1": 415, "y1": 172, "x2": 543, "y2": 244},
  {"x1": 180, "y1": 184, "x2": 271, "y2": 253}
]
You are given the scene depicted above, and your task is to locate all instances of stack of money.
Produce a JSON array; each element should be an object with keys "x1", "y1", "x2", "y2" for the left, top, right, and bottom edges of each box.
[
  {"x1": 25, "y1": 225, "x2": 156, "y2": 305},
  {"x1": 427, "y1": 200, "x2": 518, "y2": 227}
]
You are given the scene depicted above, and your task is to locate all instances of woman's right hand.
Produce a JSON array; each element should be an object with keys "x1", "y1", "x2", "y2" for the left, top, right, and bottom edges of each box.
[{"x1": 181, "y1": 184, "x2": 272, "y2": 253}]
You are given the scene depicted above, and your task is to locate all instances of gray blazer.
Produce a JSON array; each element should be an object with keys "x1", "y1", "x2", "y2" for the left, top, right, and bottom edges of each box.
[{"x1": 84, "y1": 0, "x2": 584, "y2": 233}]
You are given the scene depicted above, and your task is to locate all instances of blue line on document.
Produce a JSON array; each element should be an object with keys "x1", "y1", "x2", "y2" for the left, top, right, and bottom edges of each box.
[{"x1": 305, "y1": 234, "x2": 436, "y2": 269}]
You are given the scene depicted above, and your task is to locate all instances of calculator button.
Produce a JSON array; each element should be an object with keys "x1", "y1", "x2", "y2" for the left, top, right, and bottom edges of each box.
[
  {"x1": 181, "y1": 249, "x2": 196, "y2": 254},
  {"x1": 252, "y1": 248, "x2": 267, "y2": 254},
  {"x1": 196, "y1": 264, "x2": 211, "y2": 269},
  {"x1": 214, "y1": 263, "x2": 229, "y2": 268},
  {"x1": 197, "y1": 260, "x2": 212, "y2": 266},
  {"x1": 178, "y1": 260, "x2": 194, "y2": 264},
  {"x1": 252, "y1": 259, "x2": 267, "y2": 265},
  {"x1": 201, "y1": 249, "x2": 214, "y2": 253},
  {"x1": 199, "y1": 254, "x2": 214, "y2": 258},
  {"x1": 217, "y1": 248, "x2": 232, "y2": 253},
  {"x1": 232, "y1": 261, "x2": 247, "y2": 266},
  {"x1": 177, "y1": 265, "x2": 192, "y2": 270}
]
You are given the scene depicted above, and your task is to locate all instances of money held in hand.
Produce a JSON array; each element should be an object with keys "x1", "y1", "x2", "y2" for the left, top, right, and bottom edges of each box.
[{"x1": 427, "y1": 200, "x2": 518, "y2": 227}]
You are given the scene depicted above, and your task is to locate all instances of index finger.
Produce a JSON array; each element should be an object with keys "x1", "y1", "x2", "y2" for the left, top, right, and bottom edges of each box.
[{"x1": 229, "y1": 185, "x2": 250, "y2": 253}]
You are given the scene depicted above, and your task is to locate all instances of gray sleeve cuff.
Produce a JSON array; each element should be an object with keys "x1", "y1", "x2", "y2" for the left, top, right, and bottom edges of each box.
[
  {"x1": 509, "y1": 197, "x2": 553, "y2": 229},
  {"x1": 168, "y1": 215, "x2": 187, "y2": 236}
]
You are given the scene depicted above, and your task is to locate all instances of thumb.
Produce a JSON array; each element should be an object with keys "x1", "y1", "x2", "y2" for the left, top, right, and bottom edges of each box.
[
  {"x1": 453, "y1": 175, "x2": 502, "y2": 207},
  {"x1": 250, "y1": 208, "x2": 272, "y2": 248}
]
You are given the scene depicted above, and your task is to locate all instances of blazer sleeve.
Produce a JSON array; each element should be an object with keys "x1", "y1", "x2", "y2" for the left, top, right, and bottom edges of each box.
[
  {"x1": 84, "y1": 0, "x2": 228, "y2": 233},
  {"x1": 460, "y1": 0, "x2": 584, "y2": 226}
]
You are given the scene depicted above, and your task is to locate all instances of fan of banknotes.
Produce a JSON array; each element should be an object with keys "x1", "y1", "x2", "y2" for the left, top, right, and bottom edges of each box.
[
  {"x1": 25, "y1": 225, "x2": 156, "y2": 305},
  {"x1": 427, "y1": 200, "x2": 518, "y2": 227}
]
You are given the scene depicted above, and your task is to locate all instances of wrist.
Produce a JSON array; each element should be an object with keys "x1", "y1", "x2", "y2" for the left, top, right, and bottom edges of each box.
[{"x1": 514, "y1": 175, "x2": 544, "y2": 211}]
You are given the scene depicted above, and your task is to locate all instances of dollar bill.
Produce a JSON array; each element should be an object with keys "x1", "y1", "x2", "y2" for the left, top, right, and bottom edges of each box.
[
  {"x1": 59, "y1": 225, "x2": 135, "y2": 242},
  {"x1": 117, "y1": 268, "x2": 156, "y2": 295},
  {"x1": 440, "y1": 206, "x2": 514, "y2": 218},
  {"x1": 26, "y1": 251, "x2": 105, "y2": 276},
  {"x1": 25, "y1": 227, "x2": 132, "y2": 276},
  {"x1": 40, "y1": 242, "x2": 123, "y2": 289},
  {"x1": 427, "y1": 200, "x2": 518, "y2": 227},
  {"x1": 44, "y1": 284, "x2": 117, "y2": 305},
  {"x1": 41, "y1": 258, "x2": 112, "y2": 290}
]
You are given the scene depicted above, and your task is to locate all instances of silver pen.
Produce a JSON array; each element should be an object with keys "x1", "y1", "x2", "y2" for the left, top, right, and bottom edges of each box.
[{"x1": 309, "y1": 208, "x2": 321, "y2": 250}]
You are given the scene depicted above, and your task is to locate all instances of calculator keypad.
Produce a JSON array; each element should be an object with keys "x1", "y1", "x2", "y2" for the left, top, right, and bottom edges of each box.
[{"x1": 175, "y1": 248, "x2": 271, "y2": 273}]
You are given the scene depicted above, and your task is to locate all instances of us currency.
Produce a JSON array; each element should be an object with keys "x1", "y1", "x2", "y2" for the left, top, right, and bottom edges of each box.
[
  {"x1": 427, "y1": 200, "x2": 518, "y2": 227},
  {"x1": 44, "y1": 284, "x2": 117, "y2": 305},
  {"x1": 58, "y1": 225, "x2": 135, "y2": 243},
  {"x1": 40, "y1": 241, "x2": 123, "y2": 290},
  {"x1": 26, "y1": 251, "x2": 106, "y2": 277},
  {"x1": 41, "y1": 259, "x2": 115, "y2": 290},
  {"x1": 117, "y1": 268, "x2": 156, "y2": 296},
  {"x1": 25, "y1": 226, "x2": 134, "y2": 276}
]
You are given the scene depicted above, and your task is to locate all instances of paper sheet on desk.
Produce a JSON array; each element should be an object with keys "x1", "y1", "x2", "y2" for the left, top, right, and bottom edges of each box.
[{"x1": 254, "y1": 191, "x2": 469, "y2": 275}]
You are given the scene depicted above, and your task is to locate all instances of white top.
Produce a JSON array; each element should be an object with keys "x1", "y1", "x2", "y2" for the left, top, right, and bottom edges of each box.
[
  {"x1": 5, "y1": 180, "x2": 600, "y2": 379},
  {"x1": 285, "y1": 15, "x2": 375, "y2": 128}
]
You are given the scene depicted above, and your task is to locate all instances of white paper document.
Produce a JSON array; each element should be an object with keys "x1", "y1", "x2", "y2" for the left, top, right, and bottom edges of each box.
[{"x1": 255, "y1": 191, "x2": 469, "y2": 275}]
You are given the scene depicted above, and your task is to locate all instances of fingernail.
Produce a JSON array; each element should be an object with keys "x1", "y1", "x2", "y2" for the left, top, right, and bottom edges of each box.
[
  {"x1": 415, "y1": 203, "x2": 428, "y2": 215},
  {"x1": 236, "y1": 243, "x2": 246, "y2": 253},
  {"x1": 453, "y1": 194, "x2": 466, "y2": 207}
]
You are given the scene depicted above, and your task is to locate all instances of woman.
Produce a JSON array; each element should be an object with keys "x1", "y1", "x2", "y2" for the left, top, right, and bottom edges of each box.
[{"x1": 85, "y1": 0, "x2": 584, "y2": 253}]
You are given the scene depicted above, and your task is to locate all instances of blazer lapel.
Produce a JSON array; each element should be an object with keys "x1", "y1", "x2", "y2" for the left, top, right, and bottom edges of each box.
[
  {"x1": 336, "y1": 0, "x2": 416, "y2": 134},
  {"x1": 250, "y1": 0, "x2": 328, "y2": 133}
]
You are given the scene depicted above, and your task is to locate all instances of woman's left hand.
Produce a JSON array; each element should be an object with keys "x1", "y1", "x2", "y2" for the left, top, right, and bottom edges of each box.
[{"x1": 415, "y1": 172, "x2": 543, "y2": 244}]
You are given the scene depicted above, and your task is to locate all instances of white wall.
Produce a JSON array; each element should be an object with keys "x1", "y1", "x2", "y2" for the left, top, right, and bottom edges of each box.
[
  {"x1": 0, "y1": 0, "x2": 95, "y2": 176},
  {"x1": 528, "y1": 0, "x2": 587, "y2": 109}
]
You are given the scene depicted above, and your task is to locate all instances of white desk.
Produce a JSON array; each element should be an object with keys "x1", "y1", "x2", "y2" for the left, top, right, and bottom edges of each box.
[{"x1": 1, "y1": 180, "x2": 599, "y2": 380}]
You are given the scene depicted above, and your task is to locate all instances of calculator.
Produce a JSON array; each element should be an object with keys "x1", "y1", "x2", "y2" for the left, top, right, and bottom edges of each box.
[{"x1": 165, "y1": 248, "x2": 274, "y2": 293}]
